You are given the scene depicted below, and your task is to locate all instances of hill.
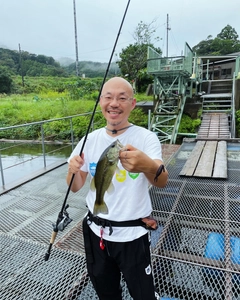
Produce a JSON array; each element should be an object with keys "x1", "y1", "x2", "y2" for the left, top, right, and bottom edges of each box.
[
  {"x1": 0, "y1": 47, "x2": 120, "y2": 78},
  {"x1": 0, "y1": 47, "x2": 67, "y2": 77}
]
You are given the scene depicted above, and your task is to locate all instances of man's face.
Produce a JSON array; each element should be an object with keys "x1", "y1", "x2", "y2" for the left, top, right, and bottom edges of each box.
[{"x1": 100, "y1": 79, "x2": 136, "y2": 127}]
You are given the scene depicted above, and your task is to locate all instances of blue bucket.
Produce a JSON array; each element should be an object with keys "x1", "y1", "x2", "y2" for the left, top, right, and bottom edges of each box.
[
  {"x1": 205, "y1": 232, "x2": 224, "y2": 260},
  {"x1": 204, "y1": 233, "x2": 240, "y2": 282},
  {"x1": 204, "y1": 232, "x2": 224, "y2": 277}
]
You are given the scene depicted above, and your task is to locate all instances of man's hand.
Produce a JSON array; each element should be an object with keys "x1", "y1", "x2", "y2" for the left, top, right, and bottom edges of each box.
[
  {"x1": 68, "y1": 154, "x2": 85, "y2": 175},
  {"x1": 119, "y1": 144, "x2": 168, "y2": 188},
  {"x1": 119, "y1": 144, "x2": 152, "y2": 173},
  {"x1": 66, "y1": 153, "x2": 88, "y2": 192}
]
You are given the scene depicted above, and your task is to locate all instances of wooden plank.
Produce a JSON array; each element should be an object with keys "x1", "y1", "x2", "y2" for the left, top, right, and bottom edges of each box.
[
  {"x1": 179, "y1": 141, "x2": 205, "y2": 176},
  {"x1": 212, "y1": 141, "x2": 227, "y2": 178},
  {"x1": 194, "y1": 141, "x2": 217, "y2": 177}
]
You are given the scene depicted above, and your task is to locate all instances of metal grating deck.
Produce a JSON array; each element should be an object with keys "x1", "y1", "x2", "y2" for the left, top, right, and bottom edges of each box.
[
  {"x1": 149, "y1": 140, "x2": 240, "y2": 300},
  {"x1": 1, "y1": 140, "x2": 240, "y2": 299}
]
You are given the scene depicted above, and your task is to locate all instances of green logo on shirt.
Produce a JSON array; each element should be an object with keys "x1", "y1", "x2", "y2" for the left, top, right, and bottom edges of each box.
[{"x1": 128, "y1": 172, "x2": 139, "y2": 179}]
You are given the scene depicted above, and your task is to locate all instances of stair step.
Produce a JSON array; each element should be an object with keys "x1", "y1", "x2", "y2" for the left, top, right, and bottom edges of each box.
[
  {"x1": 202, "y1": 93, "x2": 232, "y2": 99},
  {"x1": 203, "y1": 99, "x2": 232, "y2": 103},
  {"x1": 202, "y1": 109, "x2": 231, "y2": 113}
]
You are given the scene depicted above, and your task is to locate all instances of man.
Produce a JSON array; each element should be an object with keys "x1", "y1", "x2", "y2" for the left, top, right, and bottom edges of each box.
[{"x1": 67, "y1": 77, "x2": 168, "y2": 300}]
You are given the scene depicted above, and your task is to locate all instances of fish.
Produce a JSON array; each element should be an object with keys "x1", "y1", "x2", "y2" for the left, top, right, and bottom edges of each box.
[{"x1": 90, "y1": 139, "x2": 123, "y2": 215}]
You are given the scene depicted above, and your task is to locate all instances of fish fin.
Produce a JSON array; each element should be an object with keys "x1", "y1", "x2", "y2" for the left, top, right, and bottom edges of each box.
[
  {"x1": 93, "y1": 201, "x2": 109, "y2": 215},
  {"x1": 107, "y1": 182, "x2": 115, "y2": 194},
  {"x1": 90, "y1": 177, "x2": 96, "y2": 192}
]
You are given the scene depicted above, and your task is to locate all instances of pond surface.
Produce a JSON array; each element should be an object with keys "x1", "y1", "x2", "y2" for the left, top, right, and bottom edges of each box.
[{"x1": 0, "y1": 142, "x2": 73, "y2": 188}]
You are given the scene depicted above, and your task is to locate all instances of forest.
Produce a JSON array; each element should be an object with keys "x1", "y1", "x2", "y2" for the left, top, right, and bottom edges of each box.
[{"x1": 0, "y1": 47, "x2": 118, "y2": 78}]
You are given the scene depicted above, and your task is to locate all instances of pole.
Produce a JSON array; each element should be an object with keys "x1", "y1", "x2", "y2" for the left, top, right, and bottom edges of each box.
[
  {"x1": 44, "y1": 0, "x2": 131, "y2": 261},
  {"x1": 166, "y1": 14, "x2": 171, "y2": 57},
  {"x1": 18, "y1": 43, "x2": 25, "y2": 87},
  {"x1": 73, "y1": 0, "x2": 79, "y2": 76}
]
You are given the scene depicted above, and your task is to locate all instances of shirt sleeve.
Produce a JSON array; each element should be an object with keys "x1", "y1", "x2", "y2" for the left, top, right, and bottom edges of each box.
[{"x1": 143, "y1": 131, "x2": 163, "y2": 161}]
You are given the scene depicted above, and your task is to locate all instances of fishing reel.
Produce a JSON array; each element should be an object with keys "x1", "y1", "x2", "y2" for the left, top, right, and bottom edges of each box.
[{"x1": 53, "y1": 204, "x2": 73, "y2": 232}]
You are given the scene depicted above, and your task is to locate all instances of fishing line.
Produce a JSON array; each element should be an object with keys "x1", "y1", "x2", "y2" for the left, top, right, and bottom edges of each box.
[{"x1": 44, "y1": 0, "x2": 131, "y2": 261}]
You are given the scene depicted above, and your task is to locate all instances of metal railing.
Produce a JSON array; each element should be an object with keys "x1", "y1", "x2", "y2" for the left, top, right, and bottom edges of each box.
[
  {"x1": 231, "y1": 72, "x2": 236, "y2": 138},
  {"x1": 0, "y1": 111, "x2": 101, "y2": 190}
]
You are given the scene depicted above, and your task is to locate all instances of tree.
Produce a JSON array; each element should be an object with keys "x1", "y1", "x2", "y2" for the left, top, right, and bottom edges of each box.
[
  {"x1": 192, "y1": 35, "x2": 213, "y2": 55},
  {"x1": 117, "y1": 20, "x2": 162, "y2": 92},
  {"x1": 0, "y1": 48, "x2": 67, "y2": 78},
  {"x1": 217, "y1": 24, "x2": 239, "y2": 41},
  {"x1": 192, "y1": 25, "x2": 240, "y2": 55},
  {"x1": 0, "y1": 67, "x2": 13, "y2": 94}
]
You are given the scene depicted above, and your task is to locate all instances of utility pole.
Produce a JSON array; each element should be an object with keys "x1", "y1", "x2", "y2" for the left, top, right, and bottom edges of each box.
[
  {"x1": 166, "y1": 14, "x2": 171, "y2": 57},
  {"x1": 18, "y1": 43, "x2": 25, "y2": 87},
  {"x1": 73, "y1": 0, "x2": 79, "y2": 76}
]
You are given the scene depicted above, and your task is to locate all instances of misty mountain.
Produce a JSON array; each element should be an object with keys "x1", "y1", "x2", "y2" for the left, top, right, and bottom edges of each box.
[
  {"x1": 64, "y1": 60, "x2": 120, "y2": 78},
  {"x1": 0, "y1": 47, "x2": 120, "y2": 78},
  {"x1": 57, "y1": 57, "x2": 75, "y2": 66}
]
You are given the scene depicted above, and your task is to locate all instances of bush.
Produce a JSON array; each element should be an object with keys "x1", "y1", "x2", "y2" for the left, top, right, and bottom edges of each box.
[
  {"x1": 236, "y1": 110, "x2": 240, "y2": 138},
  {"x1": 178, "y1": 114, "x2": 201, "y2": 133},
  {"x1": 0, "y1": 67, "x2": 13, "y2": 94}
]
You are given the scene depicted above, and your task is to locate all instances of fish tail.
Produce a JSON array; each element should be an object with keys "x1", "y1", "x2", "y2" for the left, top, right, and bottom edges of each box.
[{"x1": 93, "y1": 200, "x2": 109, "y2": 215}]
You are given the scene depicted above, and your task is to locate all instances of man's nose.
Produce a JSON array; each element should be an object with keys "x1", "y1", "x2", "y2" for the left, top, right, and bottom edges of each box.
[{"x1": 110, "y1": 97, "x2": 120, "y2": 105}]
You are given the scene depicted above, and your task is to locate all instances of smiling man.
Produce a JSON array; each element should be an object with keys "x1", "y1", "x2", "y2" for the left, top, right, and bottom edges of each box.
[{"x1": 66, "y1": 77, "x2": 168, "y2": 300}]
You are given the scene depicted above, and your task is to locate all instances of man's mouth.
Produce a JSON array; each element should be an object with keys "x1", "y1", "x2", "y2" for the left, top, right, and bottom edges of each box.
[{"x1": 107, "y1": 110, "x2": 121, "y2": 115}]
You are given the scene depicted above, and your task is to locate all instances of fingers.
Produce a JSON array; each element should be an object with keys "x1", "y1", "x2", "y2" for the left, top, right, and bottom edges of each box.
[
  {"x1": 68, "y1": 154, "x2": 84, "y2": 174},
  {"x1": 119, "y1": 144, "x2": 135, "y2": 158},
  {"x1": 121, "y1": 144, "x2": 136, "y2": 151},
  {"x1": 119, "y1": 146, "x2": 129, "y2": 164}
]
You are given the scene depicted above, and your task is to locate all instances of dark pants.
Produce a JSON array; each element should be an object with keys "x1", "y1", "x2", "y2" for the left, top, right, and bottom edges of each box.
[{"x1": 83, "y1": 222, "x2": 156, "y2": 300}]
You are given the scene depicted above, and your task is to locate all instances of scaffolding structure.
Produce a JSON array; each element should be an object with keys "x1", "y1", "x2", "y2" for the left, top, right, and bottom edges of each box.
[{"x1": 147, "y1": 43, "x2": 194, "y2": 144}]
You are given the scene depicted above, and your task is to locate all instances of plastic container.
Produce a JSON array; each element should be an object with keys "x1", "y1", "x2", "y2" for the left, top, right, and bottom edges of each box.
[{"x1": 204, "y1": 232, "x2": 224, "y2": 260}]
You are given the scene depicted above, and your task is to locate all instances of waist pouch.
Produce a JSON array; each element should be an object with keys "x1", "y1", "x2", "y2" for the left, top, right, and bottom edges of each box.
[{"x1": 86, "y1": 210, "x2": 158, "y2": 236}]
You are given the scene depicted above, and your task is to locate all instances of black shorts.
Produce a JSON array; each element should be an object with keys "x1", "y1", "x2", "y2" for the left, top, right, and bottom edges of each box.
[{"x1": 83, "y1": 223, "x2": 156, "y2": 300}]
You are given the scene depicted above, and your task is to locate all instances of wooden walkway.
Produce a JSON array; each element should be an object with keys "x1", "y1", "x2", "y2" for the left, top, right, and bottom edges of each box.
[
  {"x1": 197, "y1": 113, "x2": 231, "y2": 140},
  {"x1": 180, "y1": 140, "x2": 227, "y2": 178},
  {"x1": 180, "y1": 113, "x2": 229, "y2": 179}
]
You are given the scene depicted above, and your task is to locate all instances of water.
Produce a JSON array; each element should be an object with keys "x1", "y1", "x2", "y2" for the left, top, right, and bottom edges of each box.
[{"x1": 0, "y1": 142, "x2": 73, "y2": 189}]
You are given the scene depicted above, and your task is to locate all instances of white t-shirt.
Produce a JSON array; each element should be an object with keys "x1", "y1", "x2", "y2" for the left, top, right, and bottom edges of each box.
[{"x1": 68, "y1": 125, "x2": 163, "y2": 242}]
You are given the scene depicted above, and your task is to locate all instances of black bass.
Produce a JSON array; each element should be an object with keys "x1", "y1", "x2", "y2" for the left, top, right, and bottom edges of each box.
[{"x1": 90, "y1": 140, "x2": 123, "y2": 215}]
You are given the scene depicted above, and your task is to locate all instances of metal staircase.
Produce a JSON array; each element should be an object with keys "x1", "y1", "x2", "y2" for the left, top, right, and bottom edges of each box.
[
  {"x1": 147, "y1": 43, "x2": 193, "y2": 144},
  {"x1": 201, "y1": 80, "x2": 233, "y2": 113},
  {"x1": 200, "y1": 79, "x2": 234, "y2": 137}
]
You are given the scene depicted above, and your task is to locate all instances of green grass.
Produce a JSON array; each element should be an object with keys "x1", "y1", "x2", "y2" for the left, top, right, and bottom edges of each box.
[{"x1": 0, "y1": 80, "x2": 149, "y2": 140}]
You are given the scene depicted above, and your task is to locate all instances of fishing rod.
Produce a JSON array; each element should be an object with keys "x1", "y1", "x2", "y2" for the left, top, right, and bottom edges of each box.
[{"x1": 44, "y1": 0, "x2": 131, "y2": 261}]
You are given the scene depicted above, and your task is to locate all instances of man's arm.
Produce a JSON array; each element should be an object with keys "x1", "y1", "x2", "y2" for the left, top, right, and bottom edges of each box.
[{"x1": 142, "y1": 158, "x2": 168, "y2": 188}]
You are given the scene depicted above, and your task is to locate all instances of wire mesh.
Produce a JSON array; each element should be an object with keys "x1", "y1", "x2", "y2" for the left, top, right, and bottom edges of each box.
[
  {"x1": 150, "y1": 141, "x2": 240, "y2": 300},
  {"x1": 0, "y1": 140, "x2": 240, "y2": 299}
]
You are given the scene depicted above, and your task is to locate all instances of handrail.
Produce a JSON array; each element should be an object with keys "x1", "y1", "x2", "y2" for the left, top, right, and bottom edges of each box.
[
  {"x1": 0, "y1": 111, "x2": 100, "y2": 131},
  {"x1": 0, "y1": 111, "x2": 101, "y2": 190},
  {"x1": 231, "y1": 73, "x2": 236, "y2": 138}
]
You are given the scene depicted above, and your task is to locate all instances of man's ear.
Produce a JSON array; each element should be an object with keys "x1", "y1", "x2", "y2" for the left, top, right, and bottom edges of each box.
[{"x1": 131, "y1": 98, "x2": 137, "y2": 110}]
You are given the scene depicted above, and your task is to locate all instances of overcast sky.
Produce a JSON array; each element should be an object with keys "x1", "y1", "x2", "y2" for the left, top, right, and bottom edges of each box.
[{"x1": 1, "y1": 0, "x2": 240, "y2": 63}]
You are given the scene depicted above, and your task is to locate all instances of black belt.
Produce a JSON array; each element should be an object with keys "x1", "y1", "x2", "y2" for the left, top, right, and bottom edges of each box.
[{"x1": 86, "y1": 210, "x2": 146, "y2": 236}]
